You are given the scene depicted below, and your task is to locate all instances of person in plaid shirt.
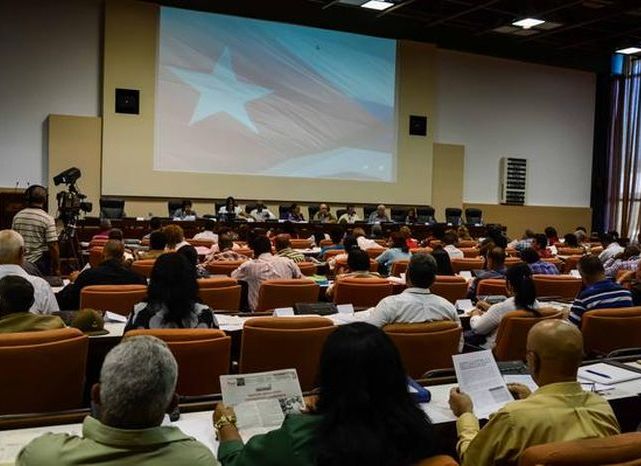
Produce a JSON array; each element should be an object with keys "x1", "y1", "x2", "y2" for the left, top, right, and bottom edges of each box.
[
  {"x1": 202, "y1": 235, "x2": 248, "y2": 266},
  {"x1": 521, "y1": 248, "x2": 559, "y2": 275},
  {"x1": 603, "y1": 245, "x2": 641, "y2": 278}
]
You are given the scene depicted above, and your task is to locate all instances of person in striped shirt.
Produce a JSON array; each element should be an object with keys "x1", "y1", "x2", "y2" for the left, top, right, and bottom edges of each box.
[
  {"x1": 274, "y1": 234, "x2": 305, "y2": 263},
  {"x1": 603, "y1": 245, "x2": 640, "y2": 279},
  {"x1": 568, "y1": 255, "x2": 633, "y2": 328},
  {"x1": 521, "y1": 248, "x2": 559, "y2": 275}
]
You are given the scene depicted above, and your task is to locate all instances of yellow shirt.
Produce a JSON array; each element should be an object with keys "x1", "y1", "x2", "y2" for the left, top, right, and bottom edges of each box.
[{"x1": 457, "y1": 381, "x2": 620, "y2": 466}]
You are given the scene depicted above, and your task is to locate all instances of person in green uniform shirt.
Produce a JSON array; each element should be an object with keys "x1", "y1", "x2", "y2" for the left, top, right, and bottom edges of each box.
[
  {"x1": 0, "y1": 275, "x2": 64, "y2": 333},
  {"x1": 214, "y1": 322, "x2": 443, "y2": 466}
]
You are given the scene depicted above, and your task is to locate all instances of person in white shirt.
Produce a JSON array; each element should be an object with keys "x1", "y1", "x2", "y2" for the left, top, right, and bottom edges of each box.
[
  {"x1": 443, "y1": 231, "x2": 464, "y2": 259},
  {"x1": 368, "y1": 204, "x2": 390, "y2": 224},
  {"x1": 218, "y1": 196, "x2": 250, "y2": 221},
  {"x1": 193, "y1": 219, "x2": 218, "y2": 243},
  {"x1": 366, "y1": 253, "x2": 461, "y2": 340},
  {"x1": 231, "y1": 235, "x2": 302, "y2": 311},
  {"x1": 0, "y1": 230, "x2": 59, "y2": 314},
  {"x1": 598, "y1": 232, "x2": 624, "y2": 263},
  {"x1": 338, "y1": 205, "x2": 360, "y2": 224},
  {"x1": 163, "y1": 225, "x2": 190, "y2": 252},
  {"x1": 249, "y1": 202, "x2": 277, "y2": 222},
  {"x1": 467, "y1": 263, "x2": 541, "y2": 349},
  {"x1": 353, "y1": 227, "x2": 379, "y2": 251}
]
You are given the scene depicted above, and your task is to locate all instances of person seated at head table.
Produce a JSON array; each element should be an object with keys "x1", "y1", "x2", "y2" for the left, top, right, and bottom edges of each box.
[
  {"x1": 231, "y1": 235, "x2": 302, "y2": 312},
  {"x1": 219, "y1": 196, "x2": 250, "y2": 221},
  {"x1": 177, "y1": 245, "x2": 210, "y2": 279},
  {"x1": 142, "y1": 216, "x2": 163, "y2": 242},
  {"x1": 442, "y1": 230, "x2": 463, "y2": 260},
  {"x1": 274, "y1": 234, "x2": 305, "y2": 264},
  {"x1": 193, "y1": 218, "x2": 219, "y2": 243},
  {"x1": 92, "y1": 218, "x2": 112, "y2": 240},
  {"x1": 466, "y1": 263, "x2": 541, "y2": 349},
  {"x1": 368, "y1": 204, "x2": 390, "y2": 224},
  {"x1": 203, "y1": 234, "x2": 249, "y2": 265},
  {"x1": 319, "y1": 228, "x2": 345, "y2": 257},
  {"x1": 163, "y1": 224, "x2": 189, "y2": 252},
  {"x1": 249, "y1": 202, "x2": 276, "y2": 222},
  {"x1": 399, "y1": 225, "x2": 418, "y2": 250},
  {"x1": 214, "y1": 322, "x2": 442, "y2": 466},
  {"x1": 467, "y1": 247, "x2": 507, "y2": 298},
  {"x1": 337, "y1": 205, "x2": 360, "y2": 224},
  {"x1": 375, "y1": 232, "x2": 410, "y2": 276},
  {"x1": 568, "y1": 255, "x2": 633, "y2": 328},
  {"x1": 56, "y1": 240, "x2": 146, "y2": 311},
  {"x1": 405, "y1": 207, "x2": 418, "y2": 224},
  {"x1": 366, "y1": 253, "x2": 461, "y2": 338},
  {"x1": 520, "y1": 247, "x2": 559, "y2": 275},
  {"x1": 126, "y1": 253, "x2": 217, "y2": 331},
  {"x1": 286, "y1": 203, "x2": 305, "y2": 222},
  {"x1": 139, "y1": 231, "x2": 167, "y2": 260},
  {"x1": 449, "y1": 320, "x2": 620, "y2": 466},
  {"x1": 326, "y1": 249, "x2": 382, "y2": 298},
  {"x1": 532, "y1": 233, "x2": 553, "y2": 258},
  {"x1": 603, "y1": 244, "x2": 641, "y2": 279},
  {"x1": 0, "y1": 229, "x2": 59, "y2": 314},
  {"x1": 352, "y1": 227, "x2": 379, "y2": 251},
  {"x1": 312, "y1": 203, "x2": 336, "y2": 223},
  {"x1": 16, "y1": 336, "x2": 218, "y2": 465},
  {"x1": 172, "y1": 199, "x2": 197, "y2": 220},
  {"x1": 0, "y1": 276, "x2": 64, "y2": 333},
  {"x1": 430, "y1": 245, "x2": 454, "y2": 276}
]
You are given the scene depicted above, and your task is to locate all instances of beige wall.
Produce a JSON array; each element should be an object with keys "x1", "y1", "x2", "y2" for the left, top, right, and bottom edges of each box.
[{"x1": 432, "y1": 143, "x2": 464, "y2": 219}]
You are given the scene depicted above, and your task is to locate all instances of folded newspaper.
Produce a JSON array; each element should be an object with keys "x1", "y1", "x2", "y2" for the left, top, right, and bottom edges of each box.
[{"x1": 220, "y1": 369, "x2": 305, "y2": 440}]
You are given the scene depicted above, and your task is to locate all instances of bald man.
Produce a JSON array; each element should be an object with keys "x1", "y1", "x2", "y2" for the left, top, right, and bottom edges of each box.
[
  {"x1": 57, "y1": 240, "x2": 146, "y2": 310},
  {"x1": 449, "y1": 320, "x2": 620, "y2": 466}
]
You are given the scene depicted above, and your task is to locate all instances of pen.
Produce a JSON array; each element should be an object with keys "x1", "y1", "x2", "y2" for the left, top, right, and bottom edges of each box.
[{"x1": 585, "y1": 369, "x2": 611, "y2": 379}]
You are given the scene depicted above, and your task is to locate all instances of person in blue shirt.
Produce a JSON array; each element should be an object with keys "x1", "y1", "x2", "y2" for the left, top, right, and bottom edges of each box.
[
  {"x1": 319, "y1": 229, "x2": 345, "y2": 258},
  {"x1": 375, "y1": 232, "x2": 411, "y2": 276}
]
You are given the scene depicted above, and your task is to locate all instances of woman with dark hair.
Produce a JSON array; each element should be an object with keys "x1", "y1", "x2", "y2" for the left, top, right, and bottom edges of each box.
[
  {"x1": 213, "y1": 322, "x2": 440, "y2": 466},
  {"x1": 545, "y1": 226, "x2": 559, "y2": 246},
  {"x1": 219, "y1": 196, "x2": 249, "y2": 221},
  {"x1": 431, "y1": 245, "x2": 454, "y2": 275},
  {"x1": 177, "y1": 245, "x2": 210, "y2": 279},
  {"x1": 375, "y1": 232, "x2": 411, "y2": 276},
  {"x1": 125, "y1": 253, "x2": 218, "y2": 330},
  {"x1": 467, "y1": 263, "x2": 540, "y2": 349},
  {"x1": 287, "y1": 203, "x2": 305, "y2": 222}
]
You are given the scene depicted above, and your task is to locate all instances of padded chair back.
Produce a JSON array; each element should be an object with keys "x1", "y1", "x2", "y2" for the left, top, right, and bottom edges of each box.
[
  {"x1": 416, "y1": 206, "x2": 436, "y2": 224},
  {"x1": 533, "y1": 275, "x2": 582, "y2": 299},
  {"x1": 451, "y1": 258, "x2": 484, "y2": 273},
  {"x1": 414, "y1": 456, "x2": 459, "y2": 466},
  {"x1": 459, "y1": 248, "x2": 480, "y2": 258},
  {"x1": 99, "y1": 198, "x2": 125, "y2": 219},
  {"x1": 493, "y1": 308, "x2": 563, "y2": 361},
  {"x1": 89, "y1": 246, "x2": 103, "y2": 268},
  {"x1": 240, "y1": 317, "x2": 335, "y2": 391},
  {"x1": 505, "y1": 257, "x2": 523, "y2": 267},
  {"x1": 0, "y1": 328, "x2": 88, "y2": 414},
  {"x1": 384, "y1": 322, "x2": 461, "y2": 378},
  {"x1": 430, "y1": 276, "x2": 468, "y2": 303},
  {"x1": 391, "y1": 207, "x2": 407, "y2": 223},
  {"x1": 255, "y1": 279, "x2": 320, "y2": 312},
  {"x1": 518, "y1": 432, "x2": 641, "y2": 466},
  {"x1": 410, "y1": 247, "x2": 433, "y2": 255},
  {"x1": 131, "y1": 259, "x2": 156, "y2": 278},
  {"x1": 333, "y1": 277, "x2": 393, "y2": 307},
  {"x1": 308, "y1": 205, "x2": 320, "y2": 219},
  {"x1": 458, "y1": 240, "x2": 477, "y2": 248},
  {"x1": 390, "y1": 260, "x2": 409, "y2": 277},
  {"x1": 125, "y1": 329, "x2": 231, "y2": 396},
  {"x1": 235, "y1": 248, "x2": 254, "y2": 258},
  {"x1": 290, "y1": 238, "x2": 312, "y2": 249},
  {"x1": 187, "y1": 238, "x2": 215, "y2": 248},
  {"x1": 297, "y1": 262, "x2": 317, "y2": 276},
  {"x1": 562, "y1": 255, "x2": 583, "y2": 273},
  {"x1": 278, "y1": 204, "x2": 291, "y2": 220},
  {"x1": 80, "y1": 284, "x2": 148, "y2": 316},
  {"x1": 204, "y1": 260, "x2": 246, "y2": 276},
  {"x1": 465, "y1": 208, "x2": 483, "y2": 225},
  {"x1": 582, "y1": 307, "x2": 641, "y2": 356},
  {"x1": 336, "y1": 208, "x2": 347, "y2": 218},
  {"x1": 477, "y1": 278, "x2": 508, "y2": 296},
  {"x1": 198, "y1": 278, "x2": 241, "y2": 311},
  {"x1": 367, "y1": 247, "x2": 387, "y2": 258},
  {"x1": 445, "y1": 207, "x2": 462, "y2": 225},
  {"x1": 363, "y1": 205, "x2": 377, "y2": 219},
  {"x1": 167, "y1": 199, "x2": 182, "y2": 217},
  {"x1": 557, "y1": 247, "x2": 585, "y2": 256}
]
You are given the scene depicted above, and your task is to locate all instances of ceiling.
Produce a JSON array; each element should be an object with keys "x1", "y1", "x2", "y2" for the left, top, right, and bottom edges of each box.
[{"x1": 147, "y1": 0, "x2": 641, "y2": 72}]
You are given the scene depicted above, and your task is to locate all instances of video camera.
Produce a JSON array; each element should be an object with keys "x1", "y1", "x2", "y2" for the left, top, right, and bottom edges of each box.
[{"x1": 54, "y1": 167, "x2": 92, "y2": 223}]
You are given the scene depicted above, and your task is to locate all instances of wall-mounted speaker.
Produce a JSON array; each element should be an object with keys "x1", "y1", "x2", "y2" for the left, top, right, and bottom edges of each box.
[
  {"x1": 115, "y1": 88, "x2": 140, "y2": 115},
  {"x1": 409, "y1": 115, "x2": 427, "y2": 136}
]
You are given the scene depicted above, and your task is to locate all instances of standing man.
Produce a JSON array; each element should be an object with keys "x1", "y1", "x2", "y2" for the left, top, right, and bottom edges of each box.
[{"x1": 12, "y1": 185, "x2": 60, "y2": 276}]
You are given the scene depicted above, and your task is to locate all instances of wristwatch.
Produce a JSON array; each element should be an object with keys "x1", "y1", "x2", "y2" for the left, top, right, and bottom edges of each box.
[{"x1": 214, "y1": 413, "x2": 238, "y2": 433}]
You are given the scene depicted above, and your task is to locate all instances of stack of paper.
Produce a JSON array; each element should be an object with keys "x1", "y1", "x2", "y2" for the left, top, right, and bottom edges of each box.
[{"x1": 578, "y1": 363, "x2": 641, "y2": 385}]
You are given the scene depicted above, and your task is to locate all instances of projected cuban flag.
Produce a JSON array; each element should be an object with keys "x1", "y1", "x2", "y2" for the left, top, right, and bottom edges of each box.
[{"x1": 155, "y1": 7, "x2": 397, "y2": 182}]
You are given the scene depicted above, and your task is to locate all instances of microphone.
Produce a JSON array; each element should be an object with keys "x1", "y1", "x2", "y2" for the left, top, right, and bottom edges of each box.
[{"x1": 14, "y1": 181, "x2": 19, "y2": 192}]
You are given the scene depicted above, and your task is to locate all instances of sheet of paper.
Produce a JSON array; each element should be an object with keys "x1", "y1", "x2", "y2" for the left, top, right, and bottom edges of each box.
[
  {"x1": 273, "y1": 307, "x2": 294, "y2": 316},
  {"x1": 458, "y1": 271, "x2": 473, "y2": 281},
  {"x1": 569, "y1": 269, "x2": 581, "y2": 278},
  {"x1": 503, "y1": 374, "x2": 539, "y2": 393},
  {"x1": 453, "y1": 350, "x2": 513, "y2": 419},
  {"x1": 336, "y1": 304, "x2": 354, "y2": 314},
  {"x1": 455, "y1": 299, "x2": 475, "y2": 313},
  {"x1": 104, "y1": 311, "x2": 128, "y2": 323},
  {"x1": 578, "y1": 363, "x2": 641, "y2": 385}
]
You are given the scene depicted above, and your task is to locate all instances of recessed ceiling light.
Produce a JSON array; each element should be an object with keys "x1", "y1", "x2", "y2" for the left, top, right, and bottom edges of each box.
[
  {"x1": 616, "y1": 47, "x2": 641, "y2": 55},
  {"x1": 361, "y1": 0, "x2": 394, "y2": 11},
  {"x1": 512, "y1": 18, "x2": 545, "y2": 29}
]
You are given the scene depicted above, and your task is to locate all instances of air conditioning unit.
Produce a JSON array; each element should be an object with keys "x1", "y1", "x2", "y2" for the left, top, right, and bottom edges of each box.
[{"x1": 499, "y1": 157, "x2": 527, "y2": 205}]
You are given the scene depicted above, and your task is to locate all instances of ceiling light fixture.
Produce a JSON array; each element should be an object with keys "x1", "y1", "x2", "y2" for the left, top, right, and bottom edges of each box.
[
  {"x1": 512, "y1": 18, "x2": 545, "y2": 29},
  {"x1": 361, "y1": 0, "x2": 394, "y2": 11},
  {"x1": 615, "y1": 47, "x2": 641, "y2": 55}
]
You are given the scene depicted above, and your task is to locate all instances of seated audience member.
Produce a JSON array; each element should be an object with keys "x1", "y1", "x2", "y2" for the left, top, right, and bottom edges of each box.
[
  {"x1": 544, "y1": 226, "x2": 560, "y2": 246},
  {"x1": 319, "y1": 228, "x2": 345, "y2": 257},
  {"x1": 203, "y1": 235, "x2": 249, "y2": 265},
  {"x1": 405, "y1": 207, "x2": 418, "y2": 224},
  {"x1": 603, "y1": 244, "x2": 641, "y2": 278},
  {"x1": 468, "y1": 247, "x2": 507, "y2": 297},
  {"x1": 163, "y1": 224, "x2": 189, "y2": 251},
  {"x1": 17, "y1": 336, "x2": 218, "y2": 465},
  {"x1": 0, "y1": 230, "x2": 59, "y2": 314},
  {"x1": 562, "y1": 233, "x2": 582, "y2": 249},
  {"x1": 193, "y1": 219, "x2": 218, "y2": 242},
  {"x1": 214, "y1": 322, "x2": 440, "y2": 466},
  {"x1": 533, "y1": 233, "x2": 553, "y2": 258},
  {"x1": 92, "y1": 218, "x2": 112, "y2": 239},
  {"x1": 139, "y1": 231, "x2": 167, "y2": 260},
  {"x1": 337, "y1": 205, "x2": 360, "y2": 224},
  {"x1": 370, "y1": 223, "x2": 385, "y2": 239},
  {"x1": 366, "y1": 253, "x2": 461, "y2": 332},
  {"x1": 287, "y1": 203, "x2": 305, "y2": 222},
  {"x1": 107, "y1": 228, "x2": 134, "y2": 263},
  {"x1": 57, "y1": 240, "x2": 146, "y2": 310},
  {"x1": 249, "y1": 202, "x2": 276, "y2": 222},
  {"x1": 312, "y1": 203, "x2": 336, "y2": 223},
  {"x1": 619, "y1": 260, "x2": 641, "y2": 305},
  {"x1": 599, "y1": 231, "x2": 624, "y2": 263},
  {"x1": 443, "y1": 231, "x2": 464, "y2": 259},
  {"x1": 326, "y1": 249, "x2": 382, "y2": 298},
  {"x1": 375, "y1": 232, "x2": 411, "y2": 276},
  {"x1": 172, "y1": 199, "x2": 197, "y2": 220},
  {"x1": 507, "y1": 229, "x2": 535, "y2": 252},
  {"x1": 484, "y1": 226, "x2": 509, "y2": 249},
  {"x1": 0, "y1": 276, "x2": 64, "y2": 333},
  {"x1": 449, "y1": 320, "x2": 620, "y2": 466},
  {"x1": 177, "y1": 245, "x2": 209, "y2": 279},
  {"x1": 569, "y1": 255, "x2": 633, "y2": 328},
  {"x1": 142, "y1": 216, "x2": 162, "y2": 242},
  {"x1": 327, "y1": 235, "x2": 358, "y2": 272},
  {"x1": 520, "y1": 247, "x2": 559, "y2": 275},
  {"x1": 368, "y1": 204, "x2": 390, "y2": 224},
  {"x1": 431, "y1": 246, "x2": 454, "y2": 275},
  {"x1": 232, "y1": 235, "x2": 302, "y2": 311},
  {"x1": 126, "y1": 253, "x2": 217, "y2": 330},
  {"x1": 400, "y1": 226, "x2": 418, "y2": 249},
  {"x1": 467, "y1": 264, "x2": 540, "y2": 349},
  {"x1": 353, "y1": 227, "x2": 379, "y2": 251},
  {"x1": 275, "y1": 234, "x2": 305, "y2": 263},
  {"x1": 457, "y1": 225, "x2": 473, "y2": 241}
]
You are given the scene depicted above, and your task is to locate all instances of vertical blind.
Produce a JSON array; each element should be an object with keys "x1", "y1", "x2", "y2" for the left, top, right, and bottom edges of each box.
[{"x1": 606, "y1": 57, "x2": 641, "y2": 239}]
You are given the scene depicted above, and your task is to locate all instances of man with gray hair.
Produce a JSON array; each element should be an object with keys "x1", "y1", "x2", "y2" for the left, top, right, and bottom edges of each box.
[
  {"x1": 366, "y1": 253, "x2": 461, "y2": 337},
  {"x1": 17, "y1": 336, "x2": 219, "y2": 465},
  {"x1": 0, "y1": 230, "x2": 58, "y2": 314}
]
